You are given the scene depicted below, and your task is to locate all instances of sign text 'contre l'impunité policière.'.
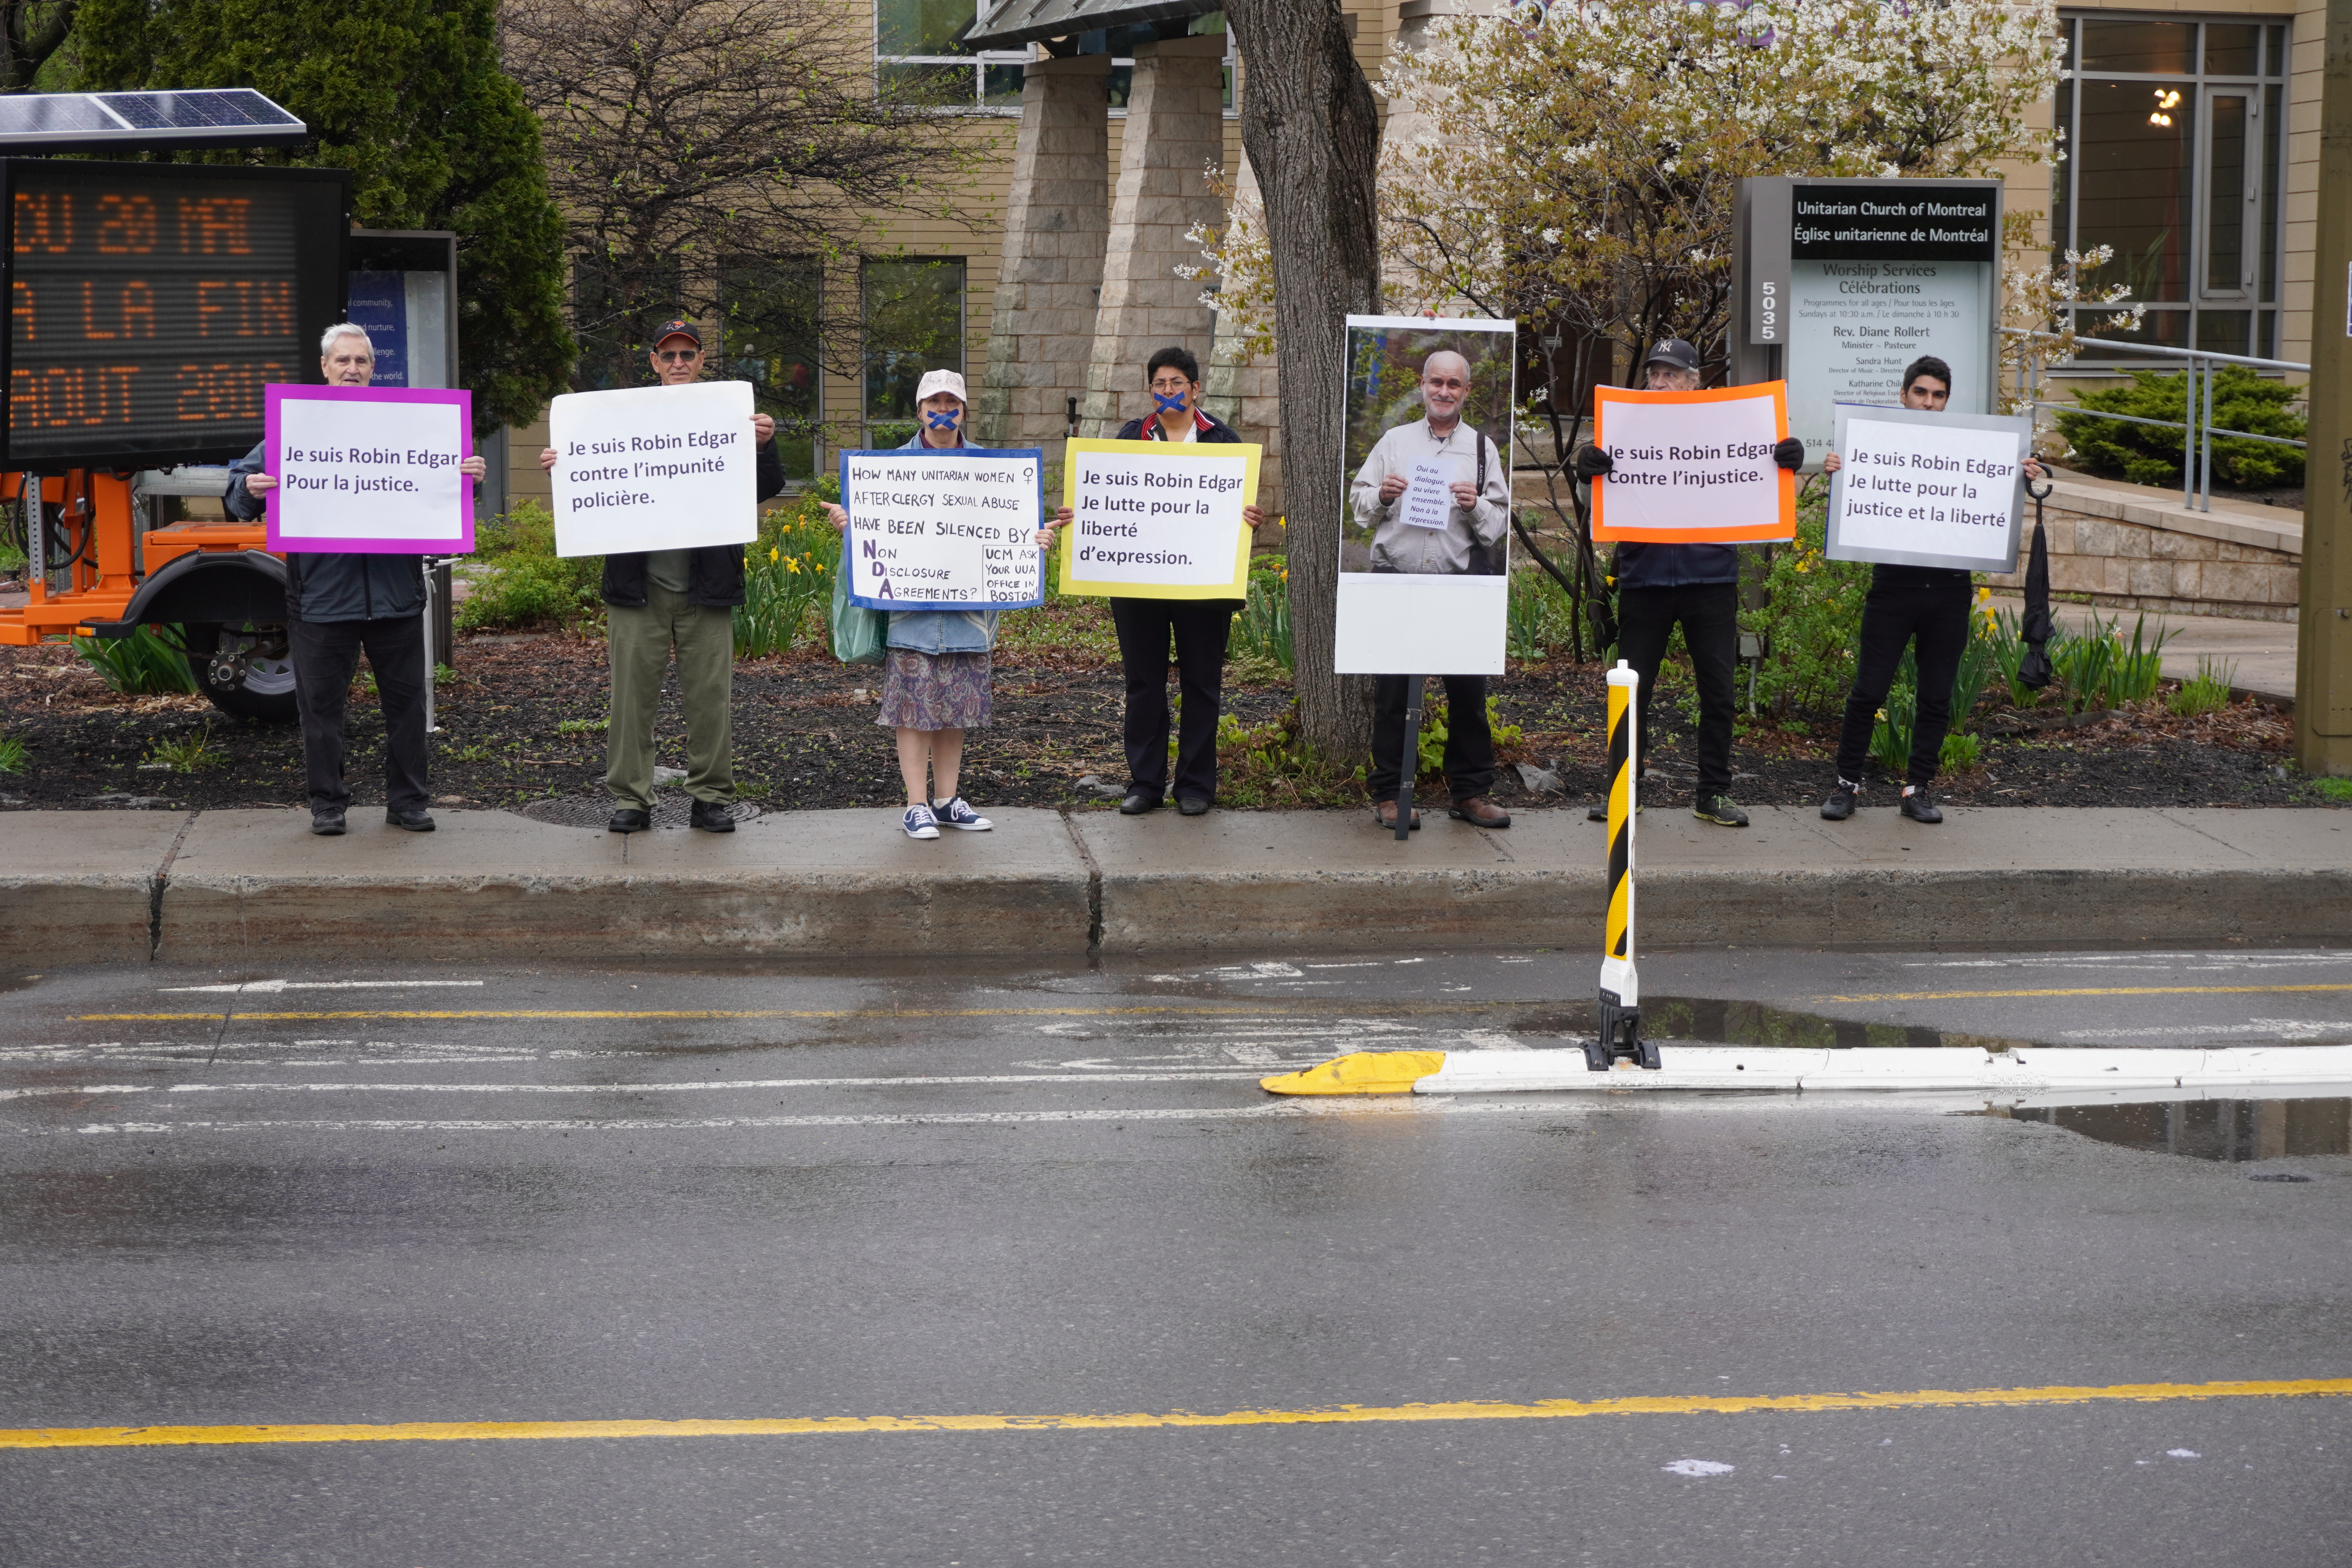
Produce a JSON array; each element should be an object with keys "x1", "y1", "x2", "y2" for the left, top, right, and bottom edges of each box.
[
  {"x1": 1789, "y1": 187, "x2": 1997, "y2": 263},
  {"x1": 561, "y1": 427, "x2": 743, "y2": 512}
]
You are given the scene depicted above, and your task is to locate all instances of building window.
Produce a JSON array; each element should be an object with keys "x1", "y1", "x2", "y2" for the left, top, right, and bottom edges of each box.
[
  {"x1": 875, "y1": 0, "x2": 1028, "y2": 112},
  {"x1": 863, "y1": 257, "x2": 965, "y2": 448},
  {"x1": 570, "y1": 257, "x2": 685, "y2": 393},
  {"x1": 719, "y1": 259, "x2": 823, "y2": 483},
  {"x1": 2051, "y1": 13, "x2": 2288, "y2": 360},
  {"x1": 1085, "y1": 11, "x2": 1237, "y2": 114}
]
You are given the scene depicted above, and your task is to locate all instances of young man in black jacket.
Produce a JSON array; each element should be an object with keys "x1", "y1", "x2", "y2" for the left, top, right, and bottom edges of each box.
[
  {"x1": 540, "y1": 319, "x2": 784, "y2": 833},
  {"x1": 228, "y1": 323, "x2": 488, "y2": 836},
  {"x1": 1573, "y1": 339, "x2": 1804, "y2": 828},
  {"x1": 1817, "y1": 355, "x2": 2044, "y2": 824},
  {"x1": 1056, "y1": 346, "x2": 1263, "y2": 815}
]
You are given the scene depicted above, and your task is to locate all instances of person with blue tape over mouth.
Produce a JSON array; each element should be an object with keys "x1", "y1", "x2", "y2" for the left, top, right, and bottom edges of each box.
[
  {"x1": 824, "y1": 369, "x2": 1062, "y2": 840},
  {"x1": 1049, "y1": 347, "x2": 1264, "y2": 817}
]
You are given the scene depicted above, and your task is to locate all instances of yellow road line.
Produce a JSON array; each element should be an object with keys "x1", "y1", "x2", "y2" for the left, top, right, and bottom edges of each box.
[
  {"x1": 71, "y1": 1002, "x2": 1511, "y2": 1024},
  {"x1": 1819, "y1": 983, "x2": 2352, "y2": 1004},
  {"x1": 7, "y1": 1377, "x2": 2347, "y2": 1450}
]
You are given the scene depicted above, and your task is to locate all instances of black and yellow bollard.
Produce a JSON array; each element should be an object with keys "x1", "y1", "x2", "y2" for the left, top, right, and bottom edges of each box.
[{"x1": 1586, "y1": 659, "x2": 1660, "y2": 1071}]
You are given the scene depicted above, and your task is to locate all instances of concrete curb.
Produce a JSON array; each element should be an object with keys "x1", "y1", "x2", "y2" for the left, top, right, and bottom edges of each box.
[{"x1": 2, "y1": 803, "x2": 2347, "y2": 965}]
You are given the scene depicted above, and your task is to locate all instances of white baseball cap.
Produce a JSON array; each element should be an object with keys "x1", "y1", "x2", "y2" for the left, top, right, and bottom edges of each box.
[{"x1": 915, "y1": 369, "x2": 969, "y2": 404}]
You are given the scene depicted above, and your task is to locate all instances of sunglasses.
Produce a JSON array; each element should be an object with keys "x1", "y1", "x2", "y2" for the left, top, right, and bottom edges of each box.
[{"x1": 655, "y1": 348, "x2": 701, "y2": 364}]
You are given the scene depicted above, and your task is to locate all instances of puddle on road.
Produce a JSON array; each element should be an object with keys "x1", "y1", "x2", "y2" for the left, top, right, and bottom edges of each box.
[
  {"x1": 1987, "y1": 1097, "x2": 2352, "y2": 1162},
  {"x1": 1510, "y1": 997, "x2": 1960, "y2": 1053}
]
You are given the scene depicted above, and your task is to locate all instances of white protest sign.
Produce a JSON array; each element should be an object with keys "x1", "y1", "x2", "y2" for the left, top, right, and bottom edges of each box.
[
  {"x1": 1060, "y1": 442, "x2": 1254, "y2": 595},
  {"x1": 1825, "y1": 404, "x2": 2027, "y2": 572},
  {"x1": 1589, "y1": 383, "x2": 1795, "y2": 544},
  {"x1": 842, "y1": 447, "x2": 1045, "y2": 610},
  {"x1": 1400, "y1": 459, "x2": 1459, "y2": 530},
  {"x1": 548, "y1": 380, "x2": 760, "y2": 557},
  {"x1": 266, "y1": 389, "x2": 471, "y2": 552}
]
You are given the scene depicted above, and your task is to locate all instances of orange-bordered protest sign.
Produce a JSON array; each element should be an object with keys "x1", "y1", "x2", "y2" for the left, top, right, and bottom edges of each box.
[{"x1": 1590, "y1": 381, "x2": 1795, "y2": 544}]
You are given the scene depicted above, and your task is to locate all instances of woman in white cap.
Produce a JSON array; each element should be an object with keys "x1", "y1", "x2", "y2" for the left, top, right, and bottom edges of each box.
[{"x1": 825, "y1": 369, "x2": 1059, "y2": 839}]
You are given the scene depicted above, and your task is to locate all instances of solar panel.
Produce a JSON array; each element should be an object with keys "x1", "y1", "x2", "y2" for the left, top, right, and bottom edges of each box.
[
  {"x1": 0, "y1": 89, "x2": 306, "y2": 151},
  {"x1": 97, "y1": 89, "x2": 304, "y2": 132}
]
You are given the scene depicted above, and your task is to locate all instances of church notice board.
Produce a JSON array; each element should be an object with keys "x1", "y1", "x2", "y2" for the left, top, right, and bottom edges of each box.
[
  {"x1": 1056, "y1": 437, "x2": 1258, "y2": 599},
  {"x1": 1589, "y1": 382, "x2": 1795, "y2": 544}
]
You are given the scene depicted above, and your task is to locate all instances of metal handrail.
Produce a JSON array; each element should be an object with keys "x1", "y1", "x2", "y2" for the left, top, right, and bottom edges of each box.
[{"x1": 2003, "y1": 327, "x2": 2310, "y2": 514}]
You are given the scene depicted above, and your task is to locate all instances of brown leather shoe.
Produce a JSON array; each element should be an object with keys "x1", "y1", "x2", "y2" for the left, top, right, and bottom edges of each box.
[
  {"x1": 1374, "y1": 800, "x2": 1422, "y2": 830},
  {"x1": 1450, "y1": 795, "x2": 1511, "y2": 829}
]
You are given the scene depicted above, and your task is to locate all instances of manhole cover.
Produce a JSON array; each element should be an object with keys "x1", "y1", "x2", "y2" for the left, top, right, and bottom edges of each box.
[{"x1": 508, "y1": 793, "x2": 763, "y2": 830}]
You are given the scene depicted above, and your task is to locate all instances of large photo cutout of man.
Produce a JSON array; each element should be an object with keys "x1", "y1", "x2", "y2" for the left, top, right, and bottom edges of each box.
[{"x1": 1333, "y1": 316, "x2": 1517, "y2": 680}]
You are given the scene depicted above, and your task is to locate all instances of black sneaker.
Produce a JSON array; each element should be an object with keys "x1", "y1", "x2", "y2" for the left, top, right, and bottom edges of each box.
[
  {"x1": 1820, "y1": 780, "x2": 1858, "y2": 821},
  {"x1": 1899, "y1": 788, "x2": 1943, "y2": 824},
  {"x1": 1692, "y1": 793, "x2": 1749, "y2": 828}
]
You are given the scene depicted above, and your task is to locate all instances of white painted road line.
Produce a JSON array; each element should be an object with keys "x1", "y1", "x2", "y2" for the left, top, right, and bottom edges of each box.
[
  {"x1": 158, "y1": 980, "x2": 491, "y2": 993},
  {"x1": 38, "y1": 1102, "x2": 1461, "y2": 1136},
  {"x1": 0, "y1": 1068, "x2": 1308, "y2": 1104}
]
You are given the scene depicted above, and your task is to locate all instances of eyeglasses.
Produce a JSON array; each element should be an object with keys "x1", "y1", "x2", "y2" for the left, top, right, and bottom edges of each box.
[{"x1": 655, "y1": 349, "x2": 701, "y2": 364}]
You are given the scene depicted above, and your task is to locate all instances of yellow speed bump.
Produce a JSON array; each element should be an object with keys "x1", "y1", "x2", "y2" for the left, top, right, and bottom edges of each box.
[{"x1": 1260, "y1": 1050, "x2": 1447, "y2": 1096}]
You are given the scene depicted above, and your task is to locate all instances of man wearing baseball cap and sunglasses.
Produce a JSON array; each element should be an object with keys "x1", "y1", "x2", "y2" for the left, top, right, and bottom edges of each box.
[
  {"x1": 1573, "y1": 338, "x2": 1804, "y2": 828},
  {"x1": 540, "y1": 319, "x2": 785, "y2": 834}
]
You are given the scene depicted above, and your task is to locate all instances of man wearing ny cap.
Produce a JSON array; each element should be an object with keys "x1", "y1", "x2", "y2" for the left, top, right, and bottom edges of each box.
[
  {"x1": 540, "y1": 318, "x2": 784, "y2": 833},
  {"x1": 1572, "y1": 338, "x2": 1804, "y2": 828}
]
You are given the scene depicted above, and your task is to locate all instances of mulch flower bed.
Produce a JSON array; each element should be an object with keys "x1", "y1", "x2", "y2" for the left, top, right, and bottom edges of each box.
[{"x1": 0, "y1": 629, "x2": 2326, "y2": 815}]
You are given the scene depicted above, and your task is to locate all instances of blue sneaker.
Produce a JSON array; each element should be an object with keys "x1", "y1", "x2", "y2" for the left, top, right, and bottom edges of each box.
[
  {"x1": 933, "y1": 795, "x2": 993, "y2": 831},
  {"x1": 902, "y1": 803, "x2": 940, "y2": 840}
]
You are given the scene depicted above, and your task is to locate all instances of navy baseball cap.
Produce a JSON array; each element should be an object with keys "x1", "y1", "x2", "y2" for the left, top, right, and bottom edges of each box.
[
  {"x1": 651, "y1": 319, "x2": 702, "y2": 348},
  {"x1": 1643, "y1": 338, "x2": 1700, "y2": 372}
]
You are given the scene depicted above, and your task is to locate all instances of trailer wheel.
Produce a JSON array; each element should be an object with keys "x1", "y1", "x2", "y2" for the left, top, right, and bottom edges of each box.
[{"x1": 183, "y1": 621, "x2": 299, "y2": 724}]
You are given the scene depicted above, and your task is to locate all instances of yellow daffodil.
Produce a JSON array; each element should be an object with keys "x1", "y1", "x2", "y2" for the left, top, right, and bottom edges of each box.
[{"x1": 769, "y1": 546, "x2": 780, "y2": 561}]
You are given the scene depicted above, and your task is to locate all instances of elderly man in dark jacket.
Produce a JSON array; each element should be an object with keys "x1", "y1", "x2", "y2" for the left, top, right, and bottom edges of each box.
[{"x1": 227, "y1": 323, "x2": 486, "y2": 837}]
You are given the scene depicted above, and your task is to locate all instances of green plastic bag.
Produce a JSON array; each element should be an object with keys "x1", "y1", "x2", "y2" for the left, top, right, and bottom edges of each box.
[{"x1": 829, "y1": 568, "x2": 887, "y2": 666}]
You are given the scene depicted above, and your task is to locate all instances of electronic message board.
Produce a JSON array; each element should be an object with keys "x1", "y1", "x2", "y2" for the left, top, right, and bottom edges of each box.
[{"x1": 3, "y1": 160, "x2": 351, "y2": 469}]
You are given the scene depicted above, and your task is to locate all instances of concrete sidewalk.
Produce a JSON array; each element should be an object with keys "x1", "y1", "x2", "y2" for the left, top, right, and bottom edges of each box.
[{"x1": 11, "y1": 803, "x2": 2350, "y2": 964}]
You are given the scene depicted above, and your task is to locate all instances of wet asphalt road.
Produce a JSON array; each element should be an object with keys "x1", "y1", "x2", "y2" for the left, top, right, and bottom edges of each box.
[{"x1": 2, "y1": 946, "x2": 2350, "y2": 1566}]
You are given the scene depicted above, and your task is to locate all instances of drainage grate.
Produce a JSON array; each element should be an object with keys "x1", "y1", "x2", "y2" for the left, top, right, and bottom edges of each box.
[{"x1": 508, "y1": 793, "x2": 763, "y2": 830}]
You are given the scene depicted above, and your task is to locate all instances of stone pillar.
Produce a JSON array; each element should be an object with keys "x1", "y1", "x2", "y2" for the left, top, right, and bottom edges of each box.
[
  {"x1": 973, "y1": 54, "x2": 1112, "y2": 463},
  {"x1": 1082, "y1": 34, "x2": 1229, "y2": 438}
]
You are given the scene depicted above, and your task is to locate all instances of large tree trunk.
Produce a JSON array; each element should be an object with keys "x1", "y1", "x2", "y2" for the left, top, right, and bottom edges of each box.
[{"x1": 1225, "y1": 0, "x2": 1381, "y2": 763}]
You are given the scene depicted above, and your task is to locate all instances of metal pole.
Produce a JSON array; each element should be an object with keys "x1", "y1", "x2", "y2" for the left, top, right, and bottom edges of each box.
[
  {"x1": 2178, "y1": 363, "x2": 2192, "y2": 509},
  {"x1": 1587, "y1": 659, "x2": 1657, "y2": 1071},
  {"x1": 421, "y1": 560, "x2": 439, "y2": 734},
  {"x1": 2200, "y1": 358, "x2": 2216, "y2": 512},
  {"x1": 2298, "y1": 0, "x2": 2352, "y2": 773},
  {"x1": 1394, "y1": 675, "x2": 1423, "y2": 841}
]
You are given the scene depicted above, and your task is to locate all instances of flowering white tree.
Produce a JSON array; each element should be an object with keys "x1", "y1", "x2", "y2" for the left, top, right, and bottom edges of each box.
[{"x1": 1194, "y1": 0, "x2": 2068, "y2": 654}]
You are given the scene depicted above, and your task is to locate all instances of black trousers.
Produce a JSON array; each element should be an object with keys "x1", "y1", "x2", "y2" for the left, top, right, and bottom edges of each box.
[
  {"x1": 1111, "y1": 596, "x2": 1239, "y2": 802},
  {"x1": 1368, "y1": 674, "x2": 1496, "y2": 804},
  {"x1": 1615, "y1": 582, "x2": 1739, "y2": 799},
  {"x1": 1834, "y1": 581, "x2": 1973, "y2": 788},
  {"x1": 289, "y1": 615, "x2": 429, "y2": 813}
]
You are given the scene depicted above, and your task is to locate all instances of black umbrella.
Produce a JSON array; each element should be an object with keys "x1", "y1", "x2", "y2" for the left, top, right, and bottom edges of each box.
[{"x1": 2017, "y1": 474, "x2": 2055, "y2": 690}]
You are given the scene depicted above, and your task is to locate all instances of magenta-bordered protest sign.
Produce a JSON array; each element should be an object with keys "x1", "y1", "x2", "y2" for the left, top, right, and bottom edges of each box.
[{"x1": 264, "y1": 384, "x2": 475, "y2": 555}]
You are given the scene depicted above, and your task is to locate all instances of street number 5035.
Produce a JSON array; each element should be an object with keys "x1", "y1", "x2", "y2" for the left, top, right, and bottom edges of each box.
[{"x1": 1757, "y1": 280, "x2": 1778, "y2": 341}]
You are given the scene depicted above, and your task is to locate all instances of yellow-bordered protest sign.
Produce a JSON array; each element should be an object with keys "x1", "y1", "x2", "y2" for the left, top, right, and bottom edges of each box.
[{"x1": 1057, "y1": 437, "x2": 1260, "y2": 599}]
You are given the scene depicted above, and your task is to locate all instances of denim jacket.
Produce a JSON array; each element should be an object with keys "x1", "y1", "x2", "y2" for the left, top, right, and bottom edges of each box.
[{"x1": 885, "y1": 427, "x2": 999, "y2": 655}]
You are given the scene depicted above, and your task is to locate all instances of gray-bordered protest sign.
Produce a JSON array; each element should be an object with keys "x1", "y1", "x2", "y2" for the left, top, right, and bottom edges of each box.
[
  {"x1": 1825, "y1": 404, "x2": 2029, "y2": 573},
  {"x1": 840, "y1": 446, "x2": 1046, "y2": 612}
]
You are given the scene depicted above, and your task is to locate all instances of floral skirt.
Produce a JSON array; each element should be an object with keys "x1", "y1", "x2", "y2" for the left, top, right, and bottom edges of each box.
[{"x1": 876, "y1": 649, "x2": 992, "y2": 731}]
